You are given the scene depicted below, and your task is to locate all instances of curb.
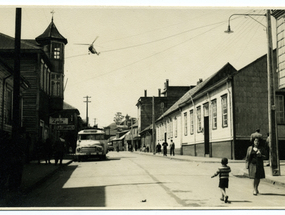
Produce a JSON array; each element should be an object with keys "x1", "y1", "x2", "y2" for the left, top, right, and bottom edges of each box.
[{"x1": 242, "y1": 172, "x2": 285, "y2": 188}]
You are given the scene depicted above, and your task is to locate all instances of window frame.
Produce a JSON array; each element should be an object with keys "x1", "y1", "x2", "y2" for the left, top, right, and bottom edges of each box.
[
  {"x1": 276, "y1": 94, "x2": 285, "y2": 124},
  {"x1": 197, "y1": 106, "x2": 202, "y2": 133},
  {"x1": 190, "y1": 109, "x2": 194, "y2": 135},
  {"x1": 211, "y1": 99, "x2": 217, "y2": 130},
  {"x1": 221, "y1": 94, "x2": 228, "y2": 128},
  {"x1": 184, "y1": 112, "x2": 188, "y2": 136}
]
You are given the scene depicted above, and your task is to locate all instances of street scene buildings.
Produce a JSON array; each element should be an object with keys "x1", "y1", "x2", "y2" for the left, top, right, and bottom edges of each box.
[
  {"x1": 0, "y1": 8, "x2": 285, "y2": 208},
  {"x1": 1, "y1": 9, "x2": 285, "y2": 161}
]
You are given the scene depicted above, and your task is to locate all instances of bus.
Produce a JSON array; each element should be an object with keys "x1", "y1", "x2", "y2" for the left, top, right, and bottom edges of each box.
[{"x1": 75, "y1": 128, "x2": 108, "y2": 161}]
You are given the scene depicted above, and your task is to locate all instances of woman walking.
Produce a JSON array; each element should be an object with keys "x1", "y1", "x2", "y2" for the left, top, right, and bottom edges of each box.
[{"x1": 245, "y1": 137, "x2": 265, "y2": 195}]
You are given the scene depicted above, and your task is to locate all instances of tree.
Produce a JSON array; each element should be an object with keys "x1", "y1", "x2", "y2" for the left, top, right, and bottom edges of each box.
[{"x1": 113, "y1": 112, "x2": 124, "y2": 125}]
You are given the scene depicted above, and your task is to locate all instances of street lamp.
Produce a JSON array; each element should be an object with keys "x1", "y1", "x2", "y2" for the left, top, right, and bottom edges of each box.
[{"x1": 225, "y1": 11, "x2": 280, "y2": 176}]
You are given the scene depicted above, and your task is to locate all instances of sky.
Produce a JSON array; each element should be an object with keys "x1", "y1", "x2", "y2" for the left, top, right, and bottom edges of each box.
[{"x1": 0, "y1": 1, "x2": 285, "y2": 128}]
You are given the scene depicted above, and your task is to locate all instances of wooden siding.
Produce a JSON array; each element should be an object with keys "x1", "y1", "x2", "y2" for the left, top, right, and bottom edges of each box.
[
  {"x1": 211, "y1": 141, "x2": 232, "y2": 159},
  {"x1": 182, "y1": 144, "x2": 196, "y2": 156},
  {"x1": 233, "y1": 55, "x2": 269, "y2": 140}
]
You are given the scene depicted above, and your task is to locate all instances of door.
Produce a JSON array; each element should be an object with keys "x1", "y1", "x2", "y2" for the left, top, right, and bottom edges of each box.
[
  {"x1": 204, "y1": 116, "x2": 209, "y2": 155},
  {"x1": 203, "y1": 103, "x2": 209, "y2": 155}
]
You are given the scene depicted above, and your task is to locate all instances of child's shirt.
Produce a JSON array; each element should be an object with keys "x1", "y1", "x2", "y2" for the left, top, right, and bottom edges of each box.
[{"x1": 213, "y1": 165, "x2": 231, "y2": 179}]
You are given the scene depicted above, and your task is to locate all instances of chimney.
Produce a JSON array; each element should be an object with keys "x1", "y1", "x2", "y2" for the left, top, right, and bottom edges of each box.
[
  {"x1": 197, "y1": 78, "x2": 203, "y2": 85},
  {"x1": 158, "y1": 88, "x2": 161, "y2": 97},
  {"x1": 164, "y1": 79, "x2": 169, "y2": 90},
  {"x1": 144, "y1": 90, "x2": 147, "y2": 97}
]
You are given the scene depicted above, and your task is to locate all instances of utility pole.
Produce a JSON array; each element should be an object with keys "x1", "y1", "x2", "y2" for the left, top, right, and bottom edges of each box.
[
  {"x1": 266, "y1": 10, "x2": 280, "y2": 176},
  {"x1": 83, "y1": 96, "x2": 91, "y2": 127},
  {"x1": 12, "y1": 8, "x2": 22, "y2": 141},
  {"x1": 152, "y1": 96, "x2": 155, "y2": 154},
  {"x1": 225, "y1": 11, "x2": 281, "y2": 176}
]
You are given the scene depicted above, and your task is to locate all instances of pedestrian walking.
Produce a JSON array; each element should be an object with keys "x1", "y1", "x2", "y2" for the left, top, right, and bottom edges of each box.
[
  {"x1": 245, "y1": 137, "x2": 266, "y2": 195},
  {"x1": 156, "y1": 142, "x2": 161, "y2": 154},
  {"x1": 265, "y1": 133, "x2": 270, "y2": 166},
  {"x1": 169, "y1": 140, "x2": 175, "y2": 156},
  {"x1": 43, "y1": 137, "x2": 53, "y2": 164},
  {"x1": 54, "y1": 137, "x2": 65, "y2": 165},
  {"x1": 34, "y1": 137, "x2": 43, "y2": 164},
  {"x1": 162, "y1": 141, "x2": 168, "y2": 156},
  {"x1": 24, "y1": 132, "x2": 31, "y2": 164},
  {"x1": 211, "y1": 157, "x2": 231, "y2": 203},
  {"x1": 116, "y1": 145, "x2": 119, "y2": 152}
]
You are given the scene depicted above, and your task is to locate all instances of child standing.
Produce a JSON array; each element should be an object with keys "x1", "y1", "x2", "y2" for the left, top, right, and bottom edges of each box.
[{"x1": 211, "y1": 157, "x2": 231, "y2": 203}]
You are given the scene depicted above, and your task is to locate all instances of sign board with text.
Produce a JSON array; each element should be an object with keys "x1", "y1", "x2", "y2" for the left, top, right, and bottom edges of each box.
[{"x1": 49, "y1": 117, "x2": 68, "y2": 125}]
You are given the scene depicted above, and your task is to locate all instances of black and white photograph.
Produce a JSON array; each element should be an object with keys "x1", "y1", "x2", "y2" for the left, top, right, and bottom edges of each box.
[{"x1": 0, "y1": 1, "x2": 285, "y2": 214}]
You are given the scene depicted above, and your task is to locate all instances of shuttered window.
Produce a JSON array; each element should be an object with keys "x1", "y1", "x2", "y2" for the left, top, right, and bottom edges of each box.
[
  {"x1": 221, "y1": 94, "x2": 228, "y2": 128},
  {"x1": 276, "y1": 95, "x2": 285, "y2": 124}
]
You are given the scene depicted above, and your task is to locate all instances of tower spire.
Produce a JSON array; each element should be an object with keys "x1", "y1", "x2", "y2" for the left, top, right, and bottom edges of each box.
[{"x1": 51, "y1": 10, "x2": 55, "y2": 22}]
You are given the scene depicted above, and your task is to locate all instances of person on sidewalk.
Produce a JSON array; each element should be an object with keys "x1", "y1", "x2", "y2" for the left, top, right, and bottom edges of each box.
[
  {"x1": 162, "y1": 141, "x2": 168, "y2": 156},
  {"x1": 43, "y1": 137, "x2": 53, "y2": 164},
  {"x1": 245, "y1": 137, "x2": 266, "y2": 195},
  {"x1": 250, "y1": 128, "x2": 262, "y2": 144},
  {"x1": 156, "y1": 142, "x2": 161, "y2": 154},
  {"x1": 265, "y1": 133, "x2": 270, "y2": 166},
  {"x1": 54, "y1": 137, "x2": 65, "y2": 165},
  {"x1": 211, "y1": 157, "x2": 231, "y2": 203},
  {"x1": 169, "y1": 140, "x2": 175, "y2": 156}
]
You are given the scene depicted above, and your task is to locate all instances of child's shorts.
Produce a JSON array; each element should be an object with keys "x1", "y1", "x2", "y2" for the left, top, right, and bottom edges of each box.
[{"x1": 219, "y1": 178, "x2": 229, "y2": 188}]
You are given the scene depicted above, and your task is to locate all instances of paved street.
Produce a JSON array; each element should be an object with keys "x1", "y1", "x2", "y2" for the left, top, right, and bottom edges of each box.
[{"x1": 18, "y1": 151, "x2": 285, "y2": 209}]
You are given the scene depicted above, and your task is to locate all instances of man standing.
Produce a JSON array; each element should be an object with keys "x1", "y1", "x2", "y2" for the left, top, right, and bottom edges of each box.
[
  {"x1": 250, "y1": 128, "x2": 262, "y2": 143},
  {"x1": 162, "y1": 141, "x2": 168, "y2": 156},
  {"x1": 170, "y1": 140, "x2": 175, "y2": 156}
]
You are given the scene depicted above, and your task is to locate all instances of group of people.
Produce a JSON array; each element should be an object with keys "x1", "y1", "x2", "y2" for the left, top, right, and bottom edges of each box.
[
  {"x1": 211, "y1": 128, "x2": 267, "y2": 203},
  {"x1": 35, "y1": 137, "x2": 66, "y2": 165},
  {"x1": 156, "y1": 140, "x2": 175, "y2": 156}
]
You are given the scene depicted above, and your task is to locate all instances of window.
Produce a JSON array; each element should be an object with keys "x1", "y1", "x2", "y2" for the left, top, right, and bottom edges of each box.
[
  {"x1": 40, "y1": 62, "x2": 44, "y2": 90},
  {"x1": 170, "y1": 119, "x2": 173, "y2": 138},
  {"x1": 184, "y1": 112, "x2": 188, "y2": 136},
  {"x1": 52, "y1": 42, "x2": 61, "y2": 59},
  {"x1": 174, "y1": 117, "x2": 177, "y2": 138},
  {"x1": 197, "y1": 106, "x2": 202, "y2": 132},
  {"x1": 221, "y1": 94, "x2": 228, "y2": 127},
  {"x1": 276, "y1": 95, "x2": 285, "y2": 124},
  {"x1": 47, "y1": 69, "x2": 50, "y2": 95},
  {"x1": 212, "y1": 99, "x2": 217, "y2": 129},
  {"x1": 5, "y1": 86, "x2": 13, "y2": 125},
  {"x1": 190, "y1": 110, "x2": 194, "y2": 134},
  {"x1": 276, "y1": 16, "x2": 285, "y2": 88},
  {"x1": 51, "y1": 73, "x2": 62, "y2": 97},
  {"x1": 44, "y1": 65, "x2": 47, "y2": 92}
]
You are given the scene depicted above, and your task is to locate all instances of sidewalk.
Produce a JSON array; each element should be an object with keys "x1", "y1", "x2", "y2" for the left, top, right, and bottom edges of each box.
[
  {"x1": 0, "y1": 158, "x2": 73, "y2": 207},
  {"x1": 135, "y1": 151, "x2": 285, "y2": 187},
  {"x1": 20, "y1": 158, "x2": 74, "y2": 194}
]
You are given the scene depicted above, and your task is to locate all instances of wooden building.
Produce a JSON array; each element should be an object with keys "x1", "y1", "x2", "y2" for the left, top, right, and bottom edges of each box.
[
  {"x1": 0, "y1": 17, "x2": 67, "y2": 155},
  {"x1": 0, "y1": 56, "x2": 29, "y2": 134},
  {"x1": 156, "y1": 52, "x2": 285, "y2": 160}
]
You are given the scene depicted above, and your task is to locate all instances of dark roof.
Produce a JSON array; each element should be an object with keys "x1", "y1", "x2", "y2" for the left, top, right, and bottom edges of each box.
[
  {"x1": 0, "y1": 33, "x2": 40, "y2": 50},
  {"x1": 140, "y1": 124, "x2": 153, "y2": 133},
  {"x1": 63, "y1": 101, "x2": 80, "y2": 115},
  {"x1": 35, "y1": 19, "x2": 67, "y2": 45},
  {"x1": 0, "y1": 55, "x2": 30, "y2": 89},
  {"x1": 271, "y1": 10, "x2": 285, "y2": 19},
  {"x1": 156, "y1": 63, "x2": 237, "y2": 121}
]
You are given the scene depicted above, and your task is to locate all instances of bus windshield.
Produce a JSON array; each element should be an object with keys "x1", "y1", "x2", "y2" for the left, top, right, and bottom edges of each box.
[{"x1": 79, "y1": 134, "x2": 105, "y2": 140}]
